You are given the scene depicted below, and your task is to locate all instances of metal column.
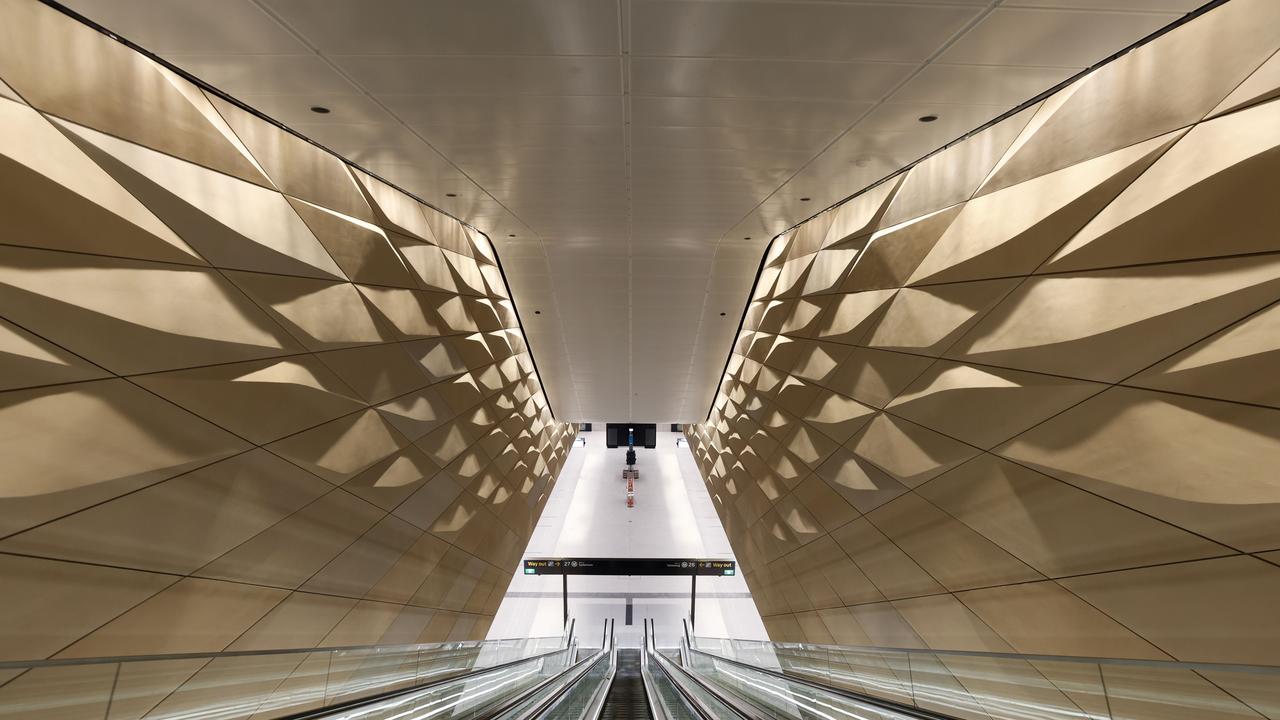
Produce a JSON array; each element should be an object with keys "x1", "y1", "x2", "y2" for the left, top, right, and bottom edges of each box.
[{"x1": 690, "y1": 574, "x2": 696, "y2": 630}]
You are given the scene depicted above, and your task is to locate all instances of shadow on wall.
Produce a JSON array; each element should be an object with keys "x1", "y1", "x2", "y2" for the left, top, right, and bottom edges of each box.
[
  {"x1": 0, "y1": 0, "x2": 575, "y2": 662},
  {"x1": 685, "y1": 0, "x2": 1280, "y2": 669}
]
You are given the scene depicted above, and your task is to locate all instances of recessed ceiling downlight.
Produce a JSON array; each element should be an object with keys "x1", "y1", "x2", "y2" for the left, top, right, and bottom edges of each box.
[
  {"x1": 918, "y1": 114, "x2": 939, "y2": 123},
  {"x1": 309, "y1": 105, "x2": 330, "y2": 114}
]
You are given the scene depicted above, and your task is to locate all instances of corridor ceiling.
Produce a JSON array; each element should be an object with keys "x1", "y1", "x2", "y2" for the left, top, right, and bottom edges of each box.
[{"x1": 60, "y1": 0, "x2": 1201, "y2": 421}]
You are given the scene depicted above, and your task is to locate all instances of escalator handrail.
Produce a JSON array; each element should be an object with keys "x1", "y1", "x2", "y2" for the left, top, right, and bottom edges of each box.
[
  {"x1": 278, "y1": 646, "x2": 575, "y2": 720},
  {"x1": 565, "y1": 618, "x2": 577, "y2": 651},
  {"x1": 693, "y1": 638, "x2": 1280, "y2": 674},
  {"x1": 640, "y1": 659, "x2": 669, "y2": 720},
  {"x1": 647, "y1": 642, "x2": 758, "y2": 720},
  {"x1": 499, "y1": 647, "x2": 612, "y2": 720},
  {"x1": 579, "y1": 619, "x2": 616, "y2": 720},
  {"x1": 686, "y1": 646, "x2": 957, "y2": 720},
  {"x1": 640, "y1": 621, "x2": 671, "y2": 720},
  {"x1": 550, "y1": 617, "x2": 614, "y2": 720},
  {"x1": 0, "y1": 636, "x2": 567, "y2": 670}
]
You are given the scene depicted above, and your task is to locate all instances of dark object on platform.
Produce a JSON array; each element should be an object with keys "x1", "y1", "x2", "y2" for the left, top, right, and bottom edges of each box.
[
  {"x1": 625, "y1": 447, "x2": 636, "y2": 466},
  {"x1": 605, "y1": 423, "x2": 656, "y2": 448}
]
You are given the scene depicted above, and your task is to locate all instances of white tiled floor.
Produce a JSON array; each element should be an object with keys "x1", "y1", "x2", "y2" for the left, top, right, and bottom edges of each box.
[{"x1": 487, "y1": 430, "x2": 766, "y2": 648}]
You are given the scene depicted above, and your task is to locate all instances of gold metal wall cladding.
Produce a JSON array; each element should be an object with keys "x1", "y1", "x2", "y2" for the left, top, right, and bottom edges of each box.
[
  {"x1": 686, "y1": 0, "x2": 1280, "y2": 671},
  {"x1": 0, "y1": 0, "x2": 575, "y2": 662}
]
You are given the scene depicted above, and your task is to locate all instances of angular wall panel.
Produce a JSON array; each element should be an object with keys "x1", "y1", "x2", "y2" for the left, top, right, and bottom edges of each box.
[
  {"x1": 0, "y1": 450, "x2": 332, "y2": 575},
  {"x1": 978, "y1": 0, "x2": 1280, "y2": 196},
  {"x1": 908, "y1": 130, "x2": 1181, "y2": 286},
  {"x1": 0, "y1": 99, "x2": 203, "y2": 265},
  {"x1": 0, "y1": 0, "x2": 574, "y2": 658},
  {"x1": 0, "y1": 317, "x2": 106, "y2": 391},
  {"x1": 0, "y1": 0, "x2": 270, "y2": 186},
  {"x1": 0, "y1": 379, "x2": 248, "y2": 538},
  {"x1": 59, "y1": 118, "x2": 346, "y2": 281},
  {"x1": 687, "y1": 0, "x2": 1280, "y2": 666},
  {"x1": 0, "y1": 246, "x2": 304, "y2": 374}
]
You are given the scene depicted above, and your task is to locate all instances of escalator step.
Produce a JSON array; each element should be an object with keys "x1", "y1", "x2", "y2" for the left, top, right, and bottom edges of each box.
[{"x1": 599, "y1": 649, "x2": 648, "y2": 720}]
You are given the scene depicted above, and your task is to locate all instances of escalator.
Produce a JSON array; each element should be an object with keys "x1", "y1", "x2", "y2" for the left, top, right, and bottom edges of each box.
[
  {"x1": 284, "y1": 618, "x2": 946, "y2": 720},
  {"x1": 643, "y1": 619, "x2": 956, "y2": 720},
  {"x1": 11, "y1": 619, "x2": 1264, "y2": 720},
  {"x1": 639, "y1": 619, "x2": 749, "y2": 720},
  {"x1": 598, "y1": 649, "x2": 647, "y2": 720},
  {"x1": 678, "y1": 628, "x2": 1280, "y2": 720},
  {"x1": 0, "y1": 631, "x2": 581, "y2": 720},
  {"x1": 278, "y1": 617, "x2": 949, "y2": 720},
  {"x1": 466, "y1": 618, "x2": 742, "y2": 720},
  {"x1": 296, "y1": 624, "x2": 1266, "y2": 720}
]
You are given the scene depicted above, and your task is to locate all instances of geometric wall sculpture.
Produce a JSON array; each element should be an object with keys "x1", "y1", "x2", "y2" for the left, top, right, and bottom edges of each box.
[
  {"x1": 686, "y1": 0, "x2": 1280, "y2": 667},
  {"x1": 0, "y1": 0, "x2": 574, "y2": 661}
]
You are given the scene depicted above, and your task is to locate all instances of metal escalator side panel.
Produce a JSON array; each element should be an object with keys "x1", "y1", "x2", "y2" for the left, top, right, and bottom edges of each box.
[
  {"x1": 276, "y1": 646, "x2": 575, "y2": 720},
  {"x1": 684, "y1": 648, "x2": 955, "y2": 720},
  {"x1": 642, "y1": 649, "x2": 708, "y2": 720},
  {"x1": 515, "y1": 650, "x2": 615, "y2": 720},
  {"x1": 647, "y1": 645, "x2": 752, "y2": 720},
  {"x1": 488, "y1": 648, "x2": 614, "y2": 720}
]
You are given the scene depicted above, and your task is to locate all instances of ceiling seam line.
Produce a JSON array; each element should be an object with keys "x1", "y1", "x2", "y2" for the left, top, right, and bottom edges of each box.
[{"x1": 621, "y1": 0, "x2": 636, "y2": 421}]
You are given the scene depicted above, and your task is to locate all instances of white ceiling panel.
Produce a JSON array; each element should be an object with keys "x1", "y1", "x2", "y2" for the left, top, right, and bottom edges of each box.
[
  {"x1": 937, "y1": 8, "x2": 1177, "y2": 67},
  {"x1": 420, "y1": 124, "x2": 625, "y2": 152},
  {"x1": 630, "y1": 125, "x2": 837, "y2": 152},
  {"x1": 60, "y1": 0, "x2": 306, "y2": 53},
  {"x1": 334, "y1": 56, "x2": 622, "y2": 96},
  {"x1": 631, "y1": 97, "x2": 872, "y2": 131},
  {"x1": 890, "y1": 63, "x2": 1078, "y2": 105},
  {"x1": 237, "y1": 94, "x2": 395, "y2": 127},
  {"x1": 631, "y1": 57, "x2": 914, "y2": 100},
  {"x1": 58, "y1": 0, "x2": 1199, "y2": 421},
  {"x1": 261, "y1": 0, "x2": 621, "y2": 55},
  {"x1": 631, "y1": 1, "x2": 980, "y2": 62},
  {"x1": 1007, "y1": 0, "x2": 1201, "y2": 10},
  {"x1": 385, "y1": 95, "x2": 625, "y2": 127},
  {"x1": 856, "y1": 102, "x2": 1006, "y2": 135},
  {"x1": 166, "y1": 54, "x2": 360, "y2": 95}
]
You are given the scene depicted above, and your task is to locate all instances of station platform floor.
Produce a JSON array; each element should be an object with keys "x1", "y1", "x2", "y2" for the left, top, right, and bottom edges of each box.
[{"x1": 487, "y1": 431, "x2": 766, "y2": 647}]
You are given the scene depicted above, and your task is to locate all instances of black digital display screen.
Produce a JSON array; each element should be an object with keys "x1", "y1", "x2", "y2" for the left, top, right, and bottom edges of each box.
[{"x1": 523, "y1": 557, "x2": 736, "y2": 576}]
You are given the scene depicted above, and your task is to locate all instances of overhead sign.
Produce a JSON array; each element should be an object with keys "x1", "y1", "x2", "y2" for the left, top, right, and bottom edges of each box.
[{"x1": 523, "y1": 557, "x2": 736, "y2": 576}]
